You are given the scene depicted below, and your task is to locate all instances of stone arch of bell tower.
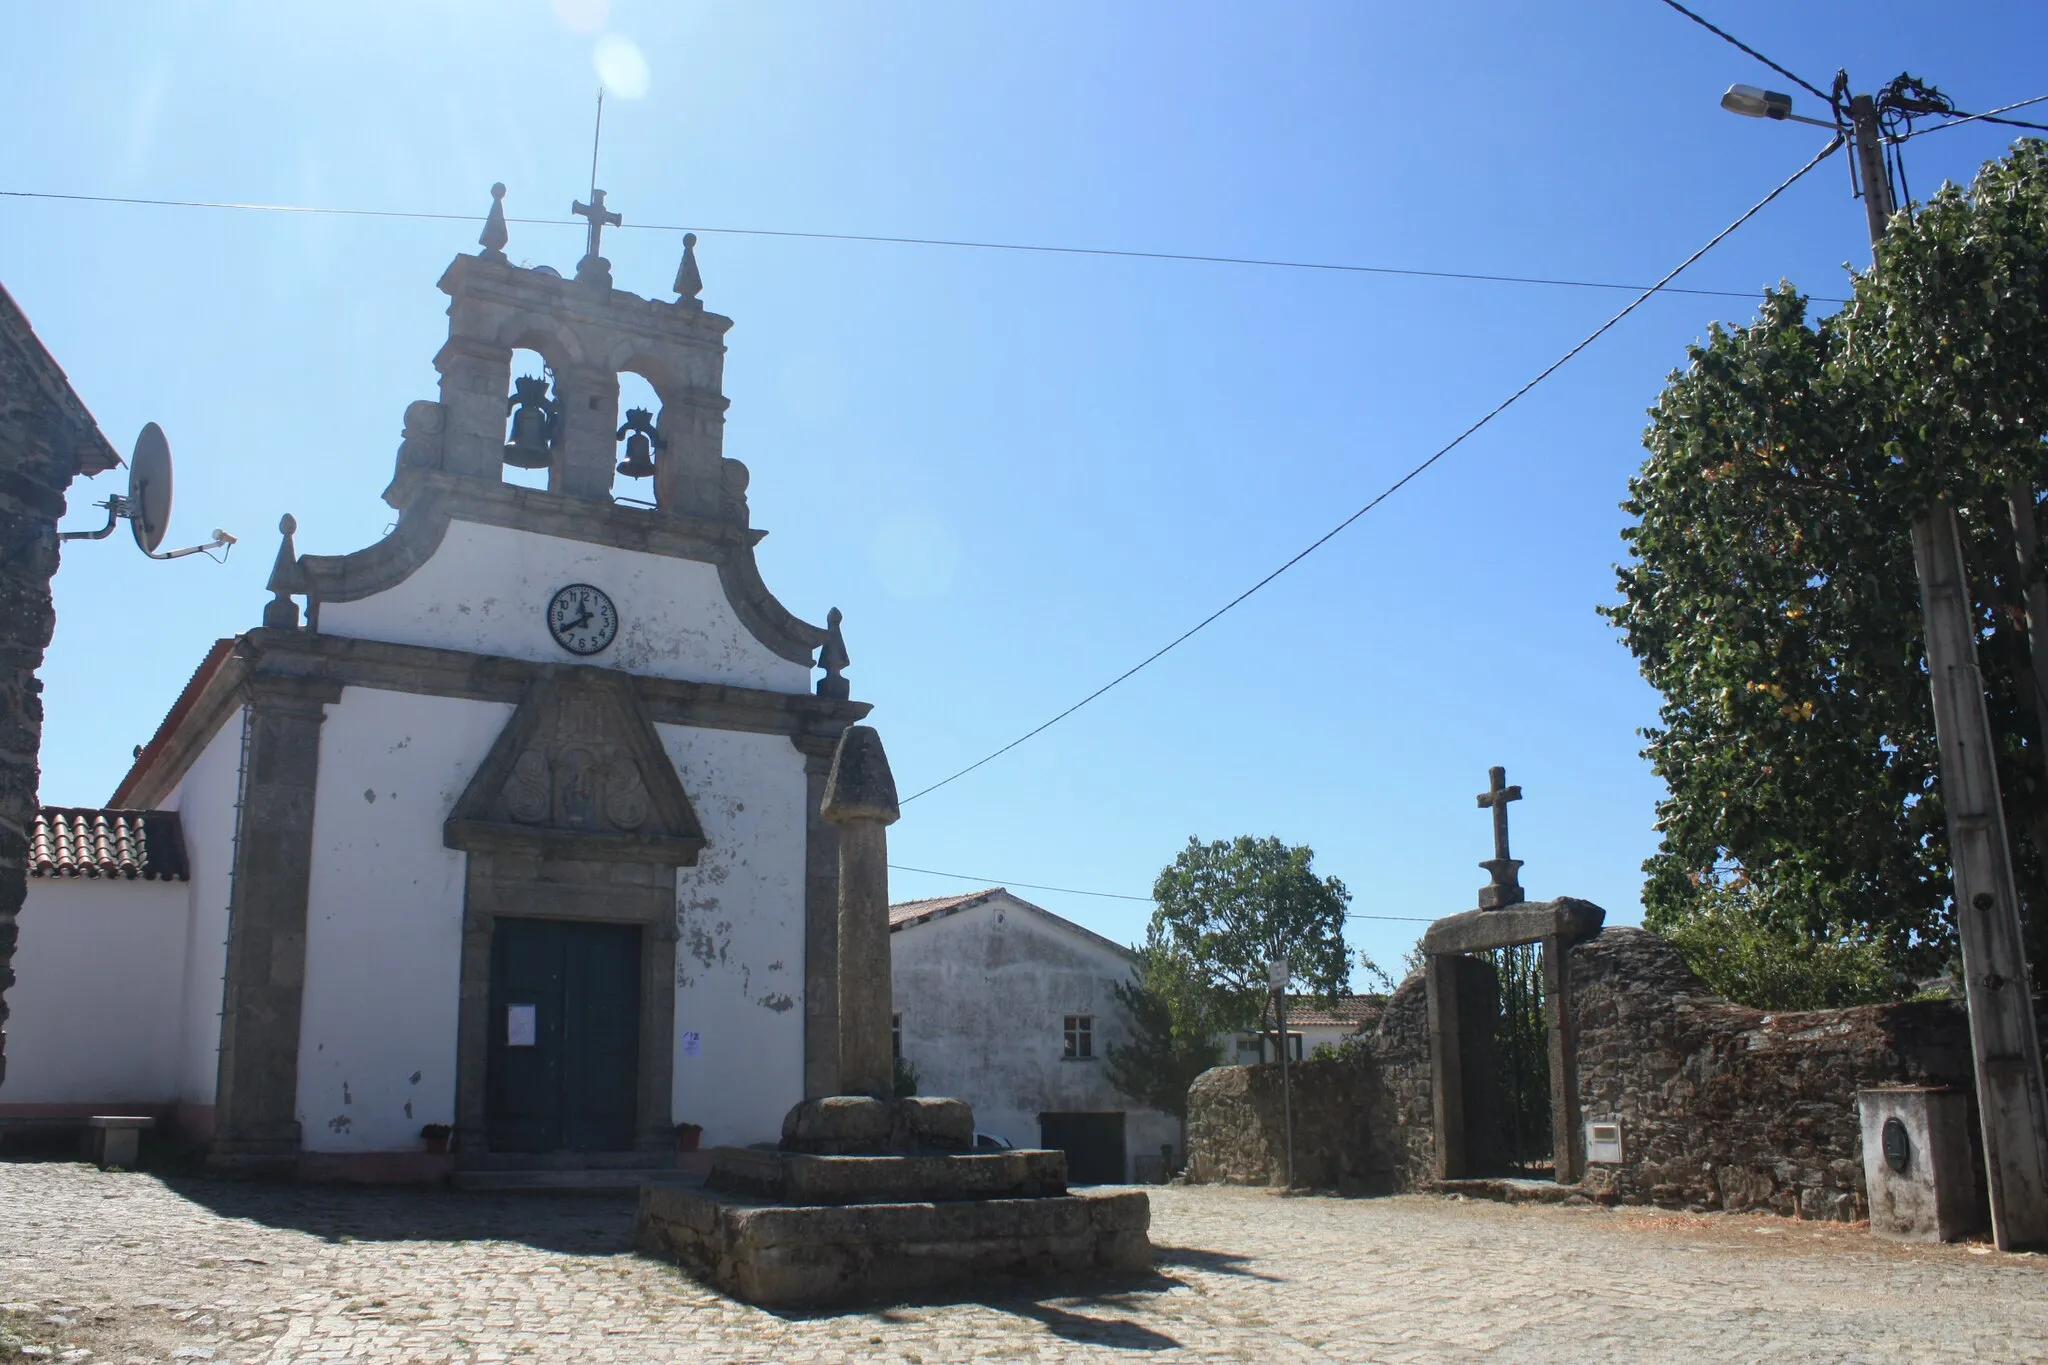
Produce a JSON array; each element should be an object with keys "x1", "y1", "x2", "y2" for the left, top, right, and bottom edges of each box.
[{"x1": 386, "y1": 196, "x2": 738, "y2": 523}]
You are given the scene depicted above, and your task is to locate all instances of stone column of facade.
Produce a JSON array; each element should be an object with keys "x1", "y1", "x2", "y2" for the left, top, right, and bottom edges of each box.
[
  {"x1": 653, "y1": 390, "x2": 729, "y2": 521},
  {"x1": 210, "y1": 669, "x2": 341, "y2": 1170},
  {"x1": 549, "y1": 364, "x2": 620, "y2": 501},
  {"x1": 799, "y1": 743, "x2": 843, "y2": 1098},
  {"x1": 433, "y1": 336, "x2": 513, "y2": 483},
  {"x1": 818, "y1": 726, "x2": 899, "y2": 1099}
]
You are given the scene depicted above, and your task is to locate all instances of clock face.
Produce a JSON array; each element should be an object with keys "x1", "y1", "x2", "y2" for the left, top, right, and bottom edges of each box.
[{"x1": 546, "y1": 583, "x2": 618, "y2": 656}]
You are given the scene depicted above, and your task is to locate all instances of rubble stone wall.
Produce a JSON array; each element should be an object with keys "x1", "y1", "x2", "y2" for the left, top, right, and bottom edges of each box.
[
  {"x1": 0, "y1": 288, "x2": 110, "y2": 1088},
  {"x1": 1186, "y1": 924, "x2": 2042, "y2": 1223}
]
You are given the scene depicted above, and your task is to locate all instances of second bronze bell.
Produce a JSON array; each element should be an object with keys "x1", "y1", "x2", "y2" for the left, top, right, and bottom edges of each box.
[{"x1": 616, "y1": 407, "x2": 661, "y2": 479}]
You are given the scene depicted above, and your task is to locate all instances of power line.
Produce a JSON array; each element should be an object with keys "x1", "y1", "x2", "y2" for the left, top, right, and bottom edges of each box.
[
  {"x1": 898, "y1": 135, "x2": 1845, "y2": 806},
  {"x1": 886, "y1": 862, "x2": 1435, "y2": 922},
  {"x1": 0, "y1": 187, "x2": 1840, "y2": 304},
  {"x1": 1906, "y1": 94, "x2": 2048, "y2": 138},
  {"x1": 1654, "y1": 0, "x2": 1833, "y2": 104}
]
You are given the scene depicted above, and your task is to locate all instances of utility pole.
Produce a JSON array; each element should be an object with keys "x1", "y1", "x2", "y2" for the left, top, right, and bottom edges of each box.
[
  {"x1": 1269, "y1": 957, "x2": 1296, "y2": 1191},
  {"x1": 1845, "y1": 88, "x2": 2048, "y2": 1252}
]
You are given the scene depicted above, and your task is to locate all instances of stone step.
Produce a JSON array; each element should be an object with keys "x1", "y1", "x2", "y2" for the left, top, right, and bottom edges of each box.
[{"x1": 451, "y1": 1168, "x2": 706, "y2": 1193}]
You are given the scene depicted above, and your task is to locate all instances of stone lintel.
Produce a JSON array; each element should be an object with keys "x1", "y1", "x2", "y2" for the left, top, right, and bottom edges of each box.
[
  {"x1": 1422, "y1": 897, "x2": 1605, "y2": 957},
  {"x1": 438, "y1": 251, "x2": 735, "y2": 345},
  {"x1": 115, "y1": 629, "x2": 872, "y2": 811}
]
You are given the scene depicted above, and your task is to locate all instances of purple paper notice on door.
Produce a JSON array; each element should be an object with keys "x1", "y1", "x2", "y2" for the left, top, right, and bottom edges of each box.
[
  {"x1": 681, "y1": 1031, "x2": 701, "y2": 1058},
  {"x1": 507, "y1": 1003, "x2": 537, "y2": 1047}
]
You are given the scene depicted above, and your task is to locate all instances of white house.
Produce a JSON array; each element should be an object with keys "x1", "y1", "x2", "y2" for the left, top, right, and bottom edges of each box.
[
  {"x1": 1226, "y1": 995, "x2": 1385, "y2": 1065},
  {"x1": 888, "y1": 887, "x2": 1178, "y2": 1183},
  {"x1": 0, "y1": 192, "x2": 874, "y2": 1181}
]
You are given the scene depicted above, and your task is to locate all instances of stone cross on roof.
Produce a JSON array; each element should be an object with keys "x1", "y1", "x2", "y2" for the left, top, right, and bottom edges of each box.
[
  {"x1": 572, "y1": 189, "x2": 622, "y2": 265},
  {"x1": 1475, "y1": 765, "x2": 1525, "y2": 910}
]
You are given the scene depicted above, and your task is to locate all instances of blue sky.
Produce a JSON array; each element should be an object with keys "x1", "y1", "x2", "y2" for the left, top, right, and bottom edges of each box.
[{"x1": 5, "y1": 1, "x2": 2044, "y2": 983}]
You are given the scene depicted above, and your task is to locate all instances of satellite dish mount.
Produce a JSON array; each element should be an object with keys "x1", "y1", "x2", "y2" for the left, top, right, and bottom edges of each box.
[{"x1": 58, "y1": 423, "x2": 235, "y2": 561}]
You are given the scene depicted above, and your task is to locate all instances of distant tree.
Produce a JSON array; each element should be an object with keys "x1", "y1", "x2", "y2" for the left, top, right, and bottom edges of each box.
[
  {"x1": 1603, "y1": 141, "x2": 2048, "y2": 994},
  {"x1": 1148, "y1": 835, "x2": 1360, "y2": 1050},
  {"x1": 892, "y1": 1052, "x2": 919, "y2": 1099},
  {"x1": 1104, "y1": 944, "x2": 1226, "y2": 1152}
]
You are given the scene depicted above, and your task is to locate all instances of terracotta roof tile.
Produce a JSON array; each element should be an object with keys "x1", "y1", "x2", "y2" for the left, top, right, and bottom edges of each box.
[
  {"x1": 1282, "y1": 994, "x2": 1386, "y2": 1031},
  {"x1": 108, "y1": 636, "x2": 236, "y2": 807},
  {"x1": 889, "y1": 887, "x2": 1004, "y2": 927},
  {"x1": 30, "y1": 808, "x2": 189, "y2": 881}
]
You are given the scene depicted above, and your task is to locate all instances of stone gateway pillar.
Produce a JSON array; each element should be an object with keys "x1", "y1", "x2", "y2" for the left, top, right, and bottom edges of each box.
[{"x1": 819, "y1": 725, "x2": 899, "y2": 1100}]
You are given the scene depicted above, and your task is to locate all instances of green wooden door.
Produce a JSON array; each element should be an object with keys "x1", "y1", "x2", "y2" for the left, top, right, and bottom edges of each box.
[{"x1": 487, "y1": 919, "x2": 641, "y2": 1153}]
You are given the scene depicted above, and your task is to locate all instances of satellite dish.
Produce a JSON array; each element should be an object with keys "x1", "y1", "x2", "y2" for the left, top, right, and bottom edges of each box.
[
  {"x1": 54, "y1": 421, "x2": 232, "y2": 563},
  {"x1": 127, "y1": 422, "x2": 172, "y2": 555}
]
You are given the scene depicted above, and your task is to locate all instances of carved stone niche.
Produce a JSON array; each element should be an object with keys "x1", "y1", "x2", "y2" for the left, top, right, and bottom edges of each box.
[{"x1": 445, "y1": 670, "x2": 705, "y2": 865}]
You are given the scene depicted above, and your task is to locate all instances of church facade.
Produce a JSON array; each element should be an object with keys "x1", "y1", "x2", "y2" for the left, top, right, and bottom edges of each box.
[{"x1": 2, "y1": 192, "x2": 870, "y2": 1179}]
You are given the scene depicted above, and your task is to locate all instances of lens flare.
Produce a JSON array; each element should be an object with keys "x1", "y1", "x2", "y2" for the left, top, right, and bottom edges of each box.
[{"x1": 593, "y1": 34, "x2": 650, "y2": 99}]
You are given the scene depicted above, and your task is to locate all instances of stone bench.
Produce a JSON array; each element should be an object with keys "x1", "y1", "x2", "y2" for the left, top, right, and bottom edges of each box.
[{"x1": 83, "y1": 1116, "x2": 155, "y2": 1168}]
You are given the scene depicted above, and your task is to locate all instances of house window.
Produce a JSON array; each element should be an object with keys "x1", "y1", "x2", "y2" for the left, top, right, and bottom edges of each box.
[
  {"x1": 892, "y1": 1013, "x2": 903, "y2": 1060},
  {"x1": 1063, "y1": 1015, "x2": 1094, "y2": 1060},
  {"x1": 1234, "y1": 1032, "x2": 1304, "y2": 1064}
]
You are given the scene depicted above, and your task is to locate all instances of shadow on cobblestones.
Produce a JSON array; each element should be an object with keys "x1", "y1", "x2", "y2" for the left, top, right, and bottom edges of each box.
[
  {"x1": 1152, "y1": 1243, "x2": 1283, "y2": 1282},
  {"x1": 162, "y1": 1176, "x2": 637, "y2": 1254}
]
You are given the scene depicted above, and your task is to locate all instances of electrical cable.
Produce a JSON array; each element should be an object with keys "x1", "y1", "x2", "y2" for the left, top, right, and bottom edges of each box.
[
  {"x1": 1653, "y1": 0, "x2": 1833, "y2": 104},
  {"x1": 897, "y1": 134, "x2": 1846, "y2": 806},
  {"x1": 886, "y1": 863, "x2": 1436, "y2": 922},
  {"x1": 1902, "y1": 93, "x2": 2048, "y2": 138},
  {"x1": 0, "y1": 188, "x2": 1840, "y2": 305}
]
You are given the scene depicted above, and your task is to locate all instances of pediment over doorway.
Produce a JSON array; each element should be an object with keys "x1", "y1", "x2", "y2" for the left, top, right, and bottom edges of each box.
[{"x1": 445, "y1": 670, "x2": 705, "y2": 866}]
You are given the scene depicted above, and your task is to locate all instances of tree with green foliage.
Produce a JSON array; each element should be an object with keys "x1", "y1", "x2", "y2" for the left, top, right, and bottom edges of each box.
[
  {"x1": 1104, "y1": 944, "x2": 1226, "y2": 1153},
  {"x1": 1147, "y1": 835, "x2": 1358, "y2": 1044},
  {"x1": 1605, "y1": 141, "x2": 2048, "y2": 1003}
]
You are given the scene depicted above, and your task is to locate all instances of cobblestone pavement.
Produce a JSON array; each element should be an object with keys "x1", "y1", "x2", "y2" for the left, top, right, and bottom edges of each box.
[{"x1": 4, "y1": 1162, "x2": 2047, "y2": 1363}]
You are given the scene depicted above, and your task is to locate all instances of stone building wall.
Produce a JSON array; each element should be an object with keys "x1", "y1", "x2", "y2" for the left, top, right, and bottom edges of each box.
[
  {"x1": 1186, "y1": 924, "x2": 2043, "y2": 1223},
  {"x1": 0, "y1": 284, "x2": 117, "y2": 1087}
]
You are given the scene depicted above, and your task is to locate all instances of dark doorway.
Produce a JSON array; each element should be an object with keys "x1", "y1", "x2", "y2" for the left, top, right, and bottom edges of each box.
[
  {"x1": 486, "y1": 919, "x2": 641, "y2": 1153},
  {"x1": 1458, "y1": 946, "x2": 1553, "y2": 1177},
  {"x1": 1040, "y1": 1111, "x2": 1127, "y2": 1184}
]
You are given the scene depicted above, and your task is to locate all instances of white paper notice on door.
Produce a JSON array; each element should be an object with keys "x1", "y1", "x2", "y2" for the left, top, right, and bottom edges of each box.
[
  {"x1": 506, "y1": 1003, "x2": 538, "y2": 1047},
  {"x1": 681, "y1": 1030, "x2": 702, "y2": 1058}
]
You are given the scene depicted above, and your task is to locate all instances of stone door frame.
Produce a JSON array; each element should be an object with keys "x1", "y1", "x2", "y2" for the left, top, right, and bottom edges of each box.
[
  {"x1": 453, "y1": 851, "x2": 679, "y2": 1159},
  {"x1": 1421, "y1": 898, "x2": 1604, "y2": 1185}
]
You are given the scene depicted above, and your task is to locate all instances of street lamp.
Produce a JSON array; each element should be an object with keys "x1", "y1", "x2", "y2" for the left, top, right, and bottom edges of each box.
[
  {"x1": 1267, "y1": 956, "x2": 1294, "y2": 1191},
  {"x1": 1720, "y1": 74, "x2": 2048, "y2": 1251},
  {"x1": 1719, "y1": 83, "x2": 1835, "y2": 127}
]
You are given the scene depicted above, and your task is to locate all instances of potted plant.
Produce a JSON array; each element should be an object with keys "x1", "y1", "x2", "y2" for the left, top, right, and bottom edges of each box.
[
  {"x1": 420, "y1": 1123, "x2": 455, "y2": 1155},
  {"x1": 675, "y1": 1122, "x2": 703, "y2": 1152}
]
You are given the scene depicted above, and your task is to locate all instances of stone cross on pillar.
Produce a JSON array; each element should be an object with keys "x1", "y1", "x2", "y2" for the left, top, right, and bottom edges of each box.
[
  {"x1": 819, "y1": 725, "x2": 900, "y2": 1098},
  {"x1": 1475, "y1": 765, "x2": 1525, "y2": 910},
  {"x1": 571, "y1": 190, "x2": 622, "y2": 286}
]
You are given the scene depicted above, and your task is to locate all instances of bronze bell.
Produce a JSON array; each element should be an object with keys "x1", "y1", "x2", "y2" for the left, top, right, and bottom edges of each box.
[
  {"x1": 615, "y1": 407, "x2": 661, "y2": 479},
  {"x1": 504, "y1": 375, "x2": 556, "y2": 469}
]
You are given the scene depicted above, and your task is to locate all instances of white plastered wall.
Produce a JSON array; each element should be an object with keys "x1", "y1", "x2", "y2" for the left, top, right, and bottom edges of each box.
[
  {"x1": 164, "y1": 704, "x2": 247, "y2": 1111},
  {"x1": 296, "y1": 687, "x2": 512, "y2": 1152},
  {"x1": 317, "y1": 521, "x2": 810, "y2": 693},
  {"x1": 890, "y1": 897, "x2": 1179, "y2": 1177},
  {"x1": 3, "y1": 878, "x2": 189, "y2": 1106},
  {"x1": 658, "y1": 723, "x2": 808, "y2": 1148}
]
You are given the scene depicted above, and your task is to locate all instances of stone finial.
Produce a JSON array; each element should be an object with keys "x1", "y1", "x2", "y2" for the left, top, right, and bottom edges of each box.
[
  {"x1": 572, "y1": 189, "x2": 621, "y2": 287},
  {"x1": 821, "y1": 725, "x2": 899, "y2": 826},
  {"x1": 263, "y1": 513, "x2": 303, "y2": 630},
  {"x1": 1476, "y1": 765, "x2": 1526, "y2": 910},
  {"x1": 673, "y1": 232, "x2": 703, "y2": 301},
  {"x1": 816, "y1": 607, "x2": 850, "y2": 700},
  {"x1": 478, "y1": 183, "x2": 509, "y2": 261}
]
